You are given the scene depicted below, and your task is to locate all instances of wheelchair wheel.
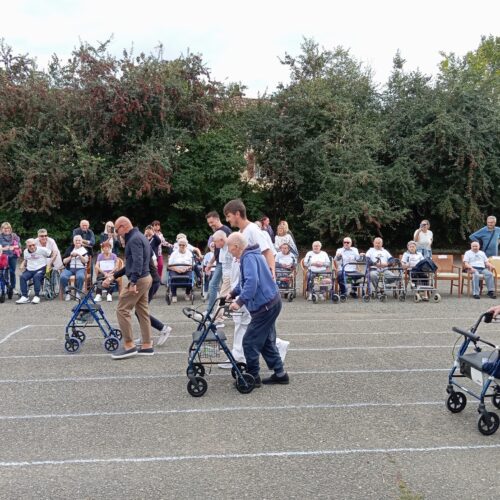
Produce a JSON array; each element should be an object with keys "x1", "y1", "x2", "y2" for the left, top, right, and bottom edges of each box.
[
  {"x1": 187, "y1": 376, "x2": 208, "y2": 397},
  {"x1": 71, "y1": 330, "x2": 86, "y2": 343},
  {"x1": 492, "y1": 392, "x2": 500, "y2": 409},
  {"x1": 47, "y1": 270, "x2": 60, "y2": 299},
  {"x1": 111, "y1": 328, "x2": 122, "y2": 340},
  {"x1": 231, "y1": 362, "x2": 247, "y2": 379},
  {"x1": 187, "y1": 363, "x2": 205, "y2": 377},
  {"x1": 104, "y1": 337, "x2": 120, "y2": 352},
  {"x1": 477, "y1": 412, "x2": 499, "y2": 435},
  {"x1": 235, "y1": 373, "x2": 255, "y2": 394},
  {"x1": 64, "y1": 337, "x2": 81, "y2": 354},
  {"x1": 446, "y1": 392, "x2": 467, "y2": 413}
]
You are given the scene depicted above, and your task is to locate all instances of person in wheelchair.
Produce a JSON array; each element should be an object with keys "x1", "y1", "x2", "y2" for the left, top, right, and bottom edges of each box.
[
  {"x1": 167, "y1": 237, "x2": 194, "y2": 303},
  {"x1": 276, "y1": 243, "x2": 296, "y2": 270},
  {"x1": 304, "y1": 241, "x2": 331, "y2": 301},
  {"x1": 16, "y1": 239, "x2": 52, "y2": 304},
  {"x1": 94, "y1": 240, "x2": 120, "y2": 302}
]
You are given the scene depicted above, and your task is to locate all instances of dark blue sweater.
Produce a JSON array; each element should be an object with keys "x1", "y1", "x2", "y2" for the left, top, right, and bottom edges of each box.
[{"x1": 124, "y1": 228, "x2": 151, "y2": 284}]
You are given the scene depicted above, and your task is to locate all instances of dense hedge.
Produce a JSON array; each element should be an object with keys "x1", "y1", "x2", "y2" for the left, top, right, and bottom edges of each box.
[{"x1": 0, "y1": 36, "x2": 498, "y2": 250}]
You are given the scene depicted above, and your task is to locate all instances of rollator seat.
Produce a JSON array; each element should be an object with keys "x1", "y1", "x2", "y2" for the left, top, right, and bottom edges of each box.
[
  {"x1": 72, "y1": 303, "x2": 102, "y2": 313},
  {"x1": 459, "y1": 351, "x2": 499, "y2": 379},
  {"x1": 192, "y1": 330, "x2": 227, "y2": 342}
]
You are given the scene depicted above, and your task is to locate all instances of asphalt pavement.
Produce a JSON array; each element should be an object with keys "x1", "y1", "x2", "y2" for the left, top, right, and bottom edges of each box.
[{"x1": 0, "y1": 283, "x2": 499, "y2": 499}]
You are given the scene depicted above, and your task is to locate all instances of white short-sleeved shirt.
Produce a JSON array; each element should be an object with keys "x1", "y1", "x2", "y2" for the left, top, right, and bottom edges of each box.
[
  {"x1": 34, "y1": 237, "x2": 62, "y2": 268},
  {"x1": 366, "y1": 248, "x2": 392, "y2": 268},
  {"x1": 335, "y1": 247, "x2": 360, "y2": 272},
  {"x1": 464, "y1": 250, "x2": 488, "y2": 269},
  {"x1": 168, "y1": 249, "x2": 193, "y2": 266},
  {"x1": 402, "y1": 251, "x2": 424, "y2": 269},
  {"x1": 24, "y1": 246, "x2": 52, "y2": 271},
  {"x1": 276, "y1": 252, "x2": 296, "y2": 267},
  {"x1": 241, "y1": 223, "x2": 272, "y2": 254},
  {"x1": 414, "y1": 230, "x2": 433, "y2": 250},
  {"x1": 304, "y1": 250, "x2": 330, "y2": 273}
]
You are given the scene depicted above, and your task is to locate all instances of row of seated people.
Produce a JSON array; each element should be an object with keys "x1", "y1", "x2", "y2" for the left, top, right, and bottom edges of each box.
[{"x1": 301, "y1": 238, "x2": 499, "y2": 301}]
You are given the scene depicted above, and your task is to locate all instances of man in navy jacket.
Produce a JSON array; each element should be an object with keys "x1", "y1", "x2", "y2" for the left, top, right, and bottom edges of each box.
[{"x1": 227, "y1": 232, "x2": 289, "y2": 386}]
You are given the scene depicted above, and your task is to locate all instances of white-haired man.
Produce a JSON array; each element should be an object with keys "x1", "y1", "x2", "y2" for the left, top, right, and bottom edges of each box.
[
  {"x1": 227, "y1": 232, "x2": 289, "y2": 386},
  {"x1": 16, "y1": 239, "x2": 52, "y2": 304}
]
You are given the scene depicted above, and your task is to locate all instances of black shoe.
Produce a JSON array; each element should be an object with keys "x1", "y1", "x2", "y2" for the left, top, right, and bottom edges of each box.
[
  {"x1": 0, "y1": 293, "x2": 4, "y2": 304},
  {"x1": 262, "y1": 372, "x2": 289, "y2": 385},
  {"x1": 487, "y1": 292, "x2": 497, "y2": 299},
  {"x1": 137, "y1": 346, "x2": 154, "y2": 356},
  {"x1": 254, "y1": 376, "x2": 262, "y2": 388},
  {"x1": 473, "y1": 295, "x2": 480, "y2": 300},
  {"x1": 7, "y1": 287, "x2": 13, "y2": 300}
]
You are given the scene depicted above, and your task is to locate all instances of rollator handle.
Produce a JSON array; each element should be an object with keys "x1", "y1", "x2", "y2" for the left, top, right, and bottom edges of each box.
[{"x1": 452, "y1": 327, "x2": 480, "y2": 342}]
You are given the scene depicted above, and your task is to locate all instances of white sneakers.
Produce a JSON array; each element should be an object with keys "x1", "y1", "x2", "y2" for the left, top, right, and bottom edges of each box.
[
  {"x1": 184, "y1": 294, "x2": 190, "y2": 301},
  {"x1": 16, "y1": 296, "x2": 40, "y2": 304},
  {"x1": 65, "y1": 294, "x2": 71, "y2": 301},
  {"x1": 156, "y1": 326, "x2": 172, "y2": 346},
  {"x1": 95, "y1": 294, "x2": 102, "y2": 302},
  {"x1": 171, "y1": 296, "x2": 177, "y2": 303},
  {"x1": 107, "y1": 293, "x2": 113, "y2": 302}
]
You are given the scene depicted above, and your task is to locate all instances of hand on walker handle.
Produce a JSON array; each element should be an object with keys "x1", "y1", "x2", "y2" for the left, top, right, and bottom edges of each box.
[
  {"x1": 487, "y1": 304, "x2": 500, "y2": 318},
  {"x1": 229, "y1": 302, "x2": 240, "y2": 311}
]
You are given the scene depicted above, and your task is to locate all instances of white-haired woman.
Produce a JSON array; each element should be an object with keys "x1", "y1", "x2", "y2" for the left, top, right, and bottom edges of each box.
[
  {"x1": 304, "y1": 241, "x2": 331, "y2": 300},
  {"x1": 60, "y1": 235, "x2": 89, "y2": 300},
  {"x1": 167, "y1": 237, "x2": 194, "y2": 302}
]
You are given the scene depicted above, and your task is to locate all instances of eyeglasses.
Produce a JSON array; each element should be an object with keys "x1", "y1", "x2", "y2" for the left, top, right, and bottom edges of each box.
[
  {"x1": 343, "y1": 241, "x2": 351, "y2": 244},
  {"x1": 28, "y1": 244, "x2": 36, "y2": 247},
  {"x1": 178, "y1": 244, "x2": 187, "y2": 247},
  {"x1": 39, "y1": 235, "x2": 48, "y2": 238}
]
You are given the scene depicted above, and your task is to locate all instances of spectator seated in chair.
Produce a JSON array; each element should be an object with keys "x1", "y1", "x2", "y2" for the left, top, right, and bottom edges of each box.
[
  {"x1": 16, "y1": 239, "x2": 52, "y2": 304},
  {"x1": 167, "y1": 237, "x2": 194, "y2": 302},
  {"x1": 94, "y1": 241, "x2": 119, "y2": 302},
  {"x1": 304, "y1": 241, "x2": 331, "y2": 300},
  {"x1": 60, "y1": 235, "x2": 89, "y2": 301},
  {"x1": 463, "y1": 241, "x2": 496, "y2": 299}
]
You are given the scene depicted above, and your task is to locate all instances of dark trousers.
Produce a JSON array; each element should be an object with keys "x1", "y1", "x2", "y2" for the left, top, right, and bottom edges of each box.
[{"x1": 243, "y1": 299, "x2": 283, "y2": 378}]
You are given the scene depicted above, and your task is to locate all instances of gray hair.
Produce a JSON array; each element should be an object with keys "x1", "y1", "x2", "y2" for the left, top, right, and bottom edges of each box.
[
  {"x1": 227, "y1": 232, "x2": 248, "y2": 250},
  {"x1": 212, "y1": 229, "x2": 228, "y2": 242},
  {"x1": 26, "y1": 238, "x2": 36, "y2": 246}
]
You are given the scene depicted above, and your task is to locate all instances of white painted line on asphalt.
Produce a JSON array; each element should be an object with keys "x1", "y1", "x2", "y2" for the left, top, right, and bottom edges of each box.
[
  {"x1": 0, "y1": 367, "x2": 448, "y2": 384},
  {"x1": 0, "y1": 400, "x2": 445, "y2": 421},
  {"x1": 0, "y1": 325, "x2": 31, "y2": 345},
  {"x1": 0, "y1": 344, "x2": 454, "y2": 360},
  {"x1": 1, "y1": 444, "x2": 500, "y2": 468}
]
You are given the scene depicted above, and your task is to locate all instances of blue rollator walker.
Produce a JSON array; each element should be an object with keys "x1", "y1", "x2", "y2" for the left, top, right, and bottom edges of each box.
[
  {"x1": 337, "y1": 255, "x2": 371, "y2": 302},
  {"x1": 64, "y1": 284, "x2": 122, "y2": 354},
  {"x1": 184, "y1": 296, "x2": 255, "y2": 396},
  {"x1": 446, "y1": 311, "x2": 500, "y2": 435}
]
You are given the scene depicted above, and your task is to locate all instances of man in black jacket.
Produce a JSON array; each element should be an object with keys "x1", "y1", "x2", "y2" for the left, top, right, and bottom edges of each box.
[{"x1": 105, "y1": 216, "x2": 153, "y2": 359}]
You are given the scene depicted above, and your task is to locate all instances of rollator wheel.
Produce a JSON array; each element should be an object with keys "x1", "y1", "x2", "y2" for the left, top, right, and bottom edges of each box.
[
  {"x1": 187, "y1": 376, "x2": 208, "y2": 397},
  {"x1": 433, "y1": 293, "x2": 441, "y2": 303},
  {"x1": 414, "y1": 293, "x2": 422, "y2": 303},
  {"x1": 379, "y1": 294, "x2": 386, "y2": 303},
  {"x1": 312, "y1": 294, "x2": 317, "y2": 303},
  {"x1": 187, "y1": 363, "x2": 206, "y2": 377},
  {"x1": 191, "y1": 293, "x2": 195, "y2": 305},
  {"x1": 331, "y1": 294, "x2": 340, "y2": 303},
  {"x1": 236, "y1": 373, "x2": 255, "y2": 394},
  {"x1": 398, "y1": 293, "x2": 406, "y2": 302},
  {"x1": 72, "y1": 330, "x2": 86, "y2": 343},
  {"x1": 165, "y1": 288, "x2": 171, "y2": 305},
  {"x1": 446, "y1": 392, "x2": 467, "y2": 413},
  {"x1": 339, "y1": 295, "x2": 347, "y2": 303},
  {"x1": 104, "y1": 337, "x2": 120, "y2": 352},
  {"x1": 492, "y1": 393, "x2": 500, "y2": 409},
  {"x1": 362, "y1": 294, "x2": 370, "y2": 303},
  {"x1": 231, "y1": 362, "x2": 247, "y2": 379},
  {"x1": 64, "y1": 338, "x2": 80, "y2": 354},
  {"x1": 288, "y1": 293, "x2": 294, "y2": 302},
  {"x1": 110, "y1": 329, "x2": 122, "y2": 340},
  {"x1": 477, "y1": 412, "x2": 500, "y2": 435}
]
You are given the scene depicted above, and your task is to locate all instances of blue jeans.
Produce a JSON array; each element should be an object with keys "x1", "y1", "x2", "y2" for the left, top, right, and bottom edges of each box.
[
  {"x1": 20, "y1": 267, "x2": 46, "y2": 297},
  {"x1": 207, "y1": 263, "x2": 222, "y2": 316},
  {"x1": 243, "y1": 299, "x2": 283, "y2": 378},
  {"x1": 471, "y1": 267, "x2": 494, "y2": 296},
  {"x1": 417, "y1": 248, "x2": 432, "y2": 259},
  {"x1": 60, "y1": 268, "x2": 85, "y2": 293},
  {"x1": 8, "y1": 256, "x2": 17, "y2": 289}
]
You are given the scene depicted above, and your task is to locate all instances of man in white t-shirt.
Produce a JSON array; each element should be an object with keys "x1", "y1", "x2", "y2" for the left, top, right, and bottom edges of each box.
[
  {"x1": 365, "y1": 237, "x2": 394, "y2": 290},
  {"x1": 35, "y1": 228, "x2": 63, "y2": 270},
  {"x1": 463, "y1": 241, "x2": 496, "y2": 299},
  {"x1": 335, "y1": 237, "x2": 360, "y2": 297},
  {"x1": 16, "y1": 239, "x2": 52, "y2": 304},
  {"x1": 222, "y1": 199, "x2": 288, "y2": 366}
]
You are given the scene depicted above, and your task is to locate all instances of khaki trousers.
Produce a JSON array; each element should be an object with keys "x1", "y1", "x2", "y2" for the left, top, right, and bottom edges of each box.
[{"x1": 116, "y1": 275, "x2": 152, "y2": 344}]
